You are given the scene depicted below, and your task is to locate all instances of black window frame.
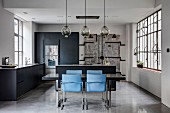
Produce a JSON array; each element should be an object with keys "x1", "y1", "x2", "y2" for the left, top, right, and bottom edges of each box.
[
  {"x1": 14, "y1": 18, "x2": 23, "y2": 65},
  {"x1": 137, "y1": 9, "x2": 162, "y2": 71}
]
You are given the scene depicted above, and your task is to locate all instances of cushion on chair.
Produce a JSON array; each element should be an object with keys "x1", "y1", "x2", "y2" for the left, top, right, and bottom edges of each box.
[
  {"x1": 86, "y1": 74, "x2": 106, "y2": 92},
  {"x1": 62, "y1": 74, "x2": 82, "y2": 92},
  {"x1": 87, "y1": 70, "x2": 102, "y2": 74},
  {"x1": 66, "y1": 70, "x2": 82, "y2": 75}
]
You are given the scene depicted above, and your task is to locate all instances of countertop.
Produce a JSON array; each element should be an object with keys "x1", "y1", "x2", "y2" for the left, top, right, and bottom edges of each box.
[
  {"x1": 56, "y1": 64, "x2": 115, "y2": 66},
  {"x1": 0, "y1": 63, "x2": 43, "y2": 70}
]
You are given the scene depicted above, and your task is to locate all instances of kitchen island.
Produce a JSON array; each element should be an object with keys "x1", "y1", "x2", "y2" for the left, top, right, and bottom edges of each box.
[{"x1": 0, "y1": 63, "x2": 45, "y2": 101}]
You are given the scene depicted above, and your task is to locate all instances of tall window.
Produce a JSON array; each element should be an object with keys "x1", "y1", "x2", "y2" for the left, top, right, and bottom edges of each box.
[
  {"x1": 14, "y1": 18, "x2": 23, "y2": 65},
  {"x1": 137, "y1": 10, "x2": 161, "y2": 70}
]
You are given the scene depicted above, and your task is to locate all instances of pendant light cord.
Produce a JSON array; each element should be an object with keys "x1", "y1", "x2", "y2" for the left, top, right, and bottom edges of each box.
[
  {"x1": 66, "y1": 0, "x2": 68, "y2": 26},
  {"x1": 85, "y1": 0, "x2": 86, "y2": 26},
  {"x1": 104, "y1": 0, "x2": 105, "y2": 26}
]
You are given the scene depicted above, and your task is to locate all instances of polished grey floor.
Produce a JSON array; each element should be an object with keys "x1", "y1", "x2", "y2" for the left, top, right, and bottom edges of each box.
[{"x1": 0, "y1": 82, "x2": 170, "y2": 113}]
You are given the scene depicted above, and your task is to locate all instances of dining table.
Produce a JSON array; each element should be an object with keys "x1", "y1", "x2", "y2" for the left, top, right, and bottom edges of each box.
[{"x1": 42, "y1": 74, "x2": 126, "y2": 108}]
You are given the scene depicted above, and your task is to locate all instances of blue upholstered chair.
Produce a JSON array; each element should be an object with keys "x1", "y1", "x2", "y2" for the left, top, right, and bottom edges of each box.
[
  {"x1": 63, "y1": 70, "x2": 82, "y2": 101},
  {"x1": 66, "y1": 70, "x2": 82, "y2": 75},
  {"x1": 87, "y1": 70, "x2": 103, "y2": 74},
  {"x1": 61, "y1": 74, "x2": 84, "y2": 110},
  {"x1": 85, "y1": 74, "x2": 107, "y2": 110}
]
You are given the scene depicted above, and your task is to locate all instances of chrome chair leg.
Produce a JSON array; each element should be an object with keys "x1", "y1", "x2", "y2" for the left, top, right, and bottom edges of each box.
[{"x1": 61, "y1": 92, "x2": 64, "y2": 110}]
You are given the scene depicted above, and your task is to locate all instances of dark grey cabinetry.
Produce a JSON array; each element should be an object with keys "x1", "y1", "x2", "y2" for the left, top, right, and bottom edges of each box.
[{"x1": 0, "y1": 64, "x2": 44, "y2": 101}]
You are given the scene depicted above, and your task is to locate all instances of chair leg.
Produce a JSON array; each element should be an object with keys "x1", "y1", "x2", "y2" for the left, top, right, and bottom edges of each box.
[
  {"x1": 82, "y1": 91, "x2": 84, "y2": 110},
  {"x1": 61, "y1": 92, "x2": 65, "y2": 110},
  {"x1": 85, "y1": 92, "x2": 88, "y2": 110},
  {"x1": 64, "y1": 93, "x2": 67, "y2": 102}
]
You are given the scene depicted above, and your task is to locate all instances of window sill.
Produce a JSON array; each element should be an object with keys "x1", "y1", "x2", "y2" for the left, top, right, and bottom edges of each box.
[{"x1": 134, "y1": 67, "x2": 162, "y2": 73}]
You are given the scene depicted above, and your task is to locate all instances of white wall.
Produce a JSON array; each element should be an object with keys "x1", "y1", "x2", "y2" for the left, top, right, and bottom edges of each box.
[
  {"x1": 129, "y1": 22, "x2": 161, "y2": 98},
  {"x1": 23, "y1": 22, "x2": 33, "y2": 64},
  {"x1": 37, "y1": 24, "x2": 127, "y2": 75},
  {"x1": 23, "y1": 21, "x2": 38, "y2": 64},
  {"x1": 0, "y1": 0, "x2": 14, "y2": 64},
  {"x1": 32, "y1": 22, "x2": 38, "y2": 63},
  {"x1": 131, "y1": 67, "x2": 161, "y2": 98},
  {"x1": 161, "y1": 0, "x2": 170, "y2": 108},
  {"x1": 125, "y1": 23, "x2": 137, "y2": 81}
]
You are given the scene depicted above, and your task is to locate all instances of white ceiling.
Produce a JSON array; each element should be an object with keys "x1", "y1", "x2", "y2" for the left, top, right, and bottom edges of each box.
[{"x1": 3, "y1": 0, "x2": 159, "y2": 25}]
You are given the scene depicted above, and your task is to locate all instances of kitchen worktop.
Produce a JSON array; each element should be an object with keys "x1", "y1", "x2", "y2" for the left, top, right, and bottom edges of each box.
[
  {"x1": 56, "y1": 64, "x2": 114, "y2": 66},
  {"x1": 0, "y1": 63, "x2": 40, "y2": 70}
]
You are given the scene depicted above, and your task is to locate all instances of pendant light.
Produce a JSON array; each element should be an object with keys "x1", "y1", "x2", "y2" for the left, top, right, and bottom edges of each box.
[
  {"x1": 61, "y1": 0, "x2": 71, "y2": 38},
  {"x1": 100, "y1": 0, "x2": 110, "y2": 38},
  {"x1": 81, "y1": 0, "x2": 90, "y2": 38}
]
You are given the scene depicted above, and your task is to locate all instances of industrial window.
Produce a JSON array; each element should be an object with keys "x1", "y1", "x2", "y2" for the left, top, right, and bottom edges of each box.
[
  {"x1": 14, "y1": 18, "x2": 23, "y2": 65},
  {"x1": 136, "y1": 10, "x2": 161, "y2": 70}
]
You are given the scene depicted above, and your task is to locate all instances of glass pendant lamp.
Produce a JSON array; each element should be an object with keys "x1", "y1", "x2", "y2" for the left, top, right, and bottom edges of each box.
[
  {"x1": 100, "y1": 0, "x2": 110, "y2": 38},
  {"x1": 80, "y1": 0, "x2": 90, "y2": 38},
  {"x1": 61, "y1": 0, "x2": 71, "y2": 38}
]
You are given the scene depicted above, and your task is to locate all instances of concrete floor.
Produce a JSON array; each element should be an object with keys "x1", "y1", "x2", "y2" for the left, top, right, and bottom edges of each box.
[{"x1": 0, "y1": 82, "x2": 170, "y2": 113}]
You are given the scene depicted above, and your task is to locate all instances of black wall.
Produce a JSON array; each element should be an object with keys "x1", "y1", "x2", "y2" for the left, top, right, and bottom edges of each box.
[{"x1": 35, "y1": 32, "x2": 79, "y2": 64}]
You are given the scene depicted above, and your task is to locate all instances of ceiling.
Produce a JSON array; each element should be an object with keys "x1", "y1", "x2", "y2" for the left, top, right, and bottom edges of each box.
[{"x1": 3, "y1": 0, "x2": 159, "y2": 25}]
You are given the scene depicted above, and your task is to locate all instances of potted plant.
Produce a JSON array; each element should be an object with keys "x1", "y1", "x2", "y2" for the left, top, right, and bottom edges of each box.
[{"x1": 137, "y1": 61, "x2": 143, "y2": 68}]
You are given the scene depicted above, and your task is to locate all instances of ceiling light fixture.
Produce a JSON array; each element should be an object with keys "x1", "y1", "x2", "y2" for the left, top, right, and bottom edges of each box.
[
  {"x1": 80, "y1": 0, "x2": 90, "y2": 38},
  {"x1": 61, "y1": 0, "x2": 71, "y2": 38},
  {"x1": 100, "y1": 0, "x2": 110, "y2": 38}
]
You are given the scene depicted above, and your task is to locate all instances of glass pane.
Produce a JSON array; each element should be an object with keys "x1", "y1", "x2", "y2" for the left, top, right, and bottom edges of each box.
[
  {"x1": 148, "y1": 25, "x2": 151, "y2": 33},
  {"x1": 140, "y1": 37, "x2": 143, "y2": 52},
  {"x1": 151, "y1": 15, "x2": 153, "y2": 24},
  {"x1": 19, "y1": 52, "x2": 23, "y2": 65},
  {"x1": 153, "y1": 32, "x2": 157, "y2": 46},
  {"x1": 154, "y1": 13, "x2": 157, "y2": 23},
  {"x1": 19, "y1": 21, "x2": 23, "y2": 36},
  {"x1": 158, "y1": 53, "x2": 161, "y2": 70},
  {"x1": 158, "y1": 20, "x2": 161, "y2": 30},
  {"x1": 148, "y1": 53, "x2": 151, "y2": 68},
  {"x1": 19, "y1": 36, "x2": 23, "y2": 51},
  {"x1": 148, "y1": 17, "x2": 151, "y2": 25},
  {"x1": 15, "y1": 52, "x2": 18, "y2": 65},
  {"x1": 151, "y1": 24, "x2": 153, "y2": 33},
  {"x1": 150, "y1": 34, "x2": 154, "y2": 52},
  {"x1": 153, "y1": 53, "x2": 157, "y2": 69},
  {"x1": 14, "y1": 19, "x2": 18, "y2": 34},
  {"x1": 14, "y1": 36, "x2": 18, "y2": 51},
  {"x1": 148, "y1": 34, "x2": 151, "y2": 52},
  {"x1": 145, "y1": 19, "x2": 147, "y2": 27},
  {"x1": 150, "y1": 53, "x2": 154, "y2": 68},
  {"x1": 158, "y1": 10, "x2": 161, "y2": 20},
  {"x1": 144, "y1": 53, "x2": 147, "y2": 67},
  {"x1": 158, "y1": 31, "x2": 161, "y2": 50},
  {"x1": 154, "y1": 22, "x2": 157, "y2": 31}
]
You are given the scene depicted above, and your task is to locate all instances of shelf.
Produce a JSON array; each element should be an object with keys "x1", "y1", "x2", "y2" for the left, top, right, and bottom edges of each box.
[
  {"x1": 84, "y1": 42, "x2": 94, "y2": 44},
  {"x1": 120, "y1": 59, "x2": 126, "y2": 61},
  {"x1": 84, "y1": 57, "x2": 94, "y2": 59},
  {"x1": 120, "y1": 44, "x2": 126, "y2": 46},
  {"x1": 105, "y1": 41, "x2": 121, "y2": 44},
  {"x1": 110, "y1": 57, "x2": 121, "y2": 58},
  {"x1": 45, "y1": 55, "x2": 58, "y2": 56},
  {"x1": 79, "y1": 60, "x2": 85, "y2": 61},
  {"x1": 79, "y1": 44, "x2": 85, "y2": 46}
]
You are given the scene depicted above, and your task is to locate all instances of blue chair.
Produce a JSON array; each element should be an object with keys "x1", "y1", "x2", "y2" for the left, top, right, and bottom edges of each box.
[
  {"x1": 85, "y1": 74, "x2": 107, "y2": 110},
  {"x1": 61, "y1": 74, "x2": 84, "y2": 110},
  {"x1": 63, "y1": 70, "x2": 82, "y2": 101},
  {"x1": 87, "y1": 70, "x2": 105, "y2": 101},
  {"x1": 66, "y1": 70, "x2": 82, "y2": 75},
  {"x1": 87, "y1": 70, "x2": 102, "y2": 74}
]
